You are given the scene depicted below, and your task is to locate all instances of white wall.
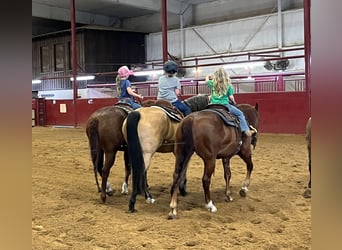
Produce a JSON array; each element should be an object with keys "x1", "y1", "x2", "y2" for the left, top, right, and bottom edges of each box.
[
  {"x1": 145, "y1": 9, "x2": 304, "y2": 78},
  {"x1": 38, "y1": 88, "x2": 116, "y2": 100}
]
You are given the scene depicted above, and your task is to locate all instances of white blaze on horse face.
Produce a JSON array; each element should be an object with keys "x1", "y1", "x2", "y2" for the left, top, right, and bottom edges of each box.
[{"x1": 205, "y1": 200, "x2": 217, "y2": 212}]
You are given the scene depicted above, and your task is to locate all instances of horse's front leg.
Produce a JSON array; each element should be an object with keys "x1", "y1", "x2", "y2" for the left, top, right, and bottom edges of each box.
[
  {"x1": 203, "y1": 159, "x2": 217, "y2": 212},
  {"x1": 222, "y1": 157, "x2": 233, "y2": 202}
]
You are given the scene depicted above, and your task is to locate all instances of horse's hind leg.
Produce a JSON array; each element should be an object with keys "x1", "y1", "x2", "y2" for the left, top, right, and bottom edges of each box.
[
  {"x1": 237, "y1": 151, "x2": 254, "y2": 197},
  {"x1": 100, "y1": 152, "x2": 115, "y2": 202},
  {"x1": 222, "y1": 158, "x2": 233, "y2": 202},
  {"x1": 121, "y1": 149, "x2": 131, "y2": 194},
  {"x1": 203, "y1": 159, "x2": 217, "y2": 212},
  {"x1": 168, "y1": 149, "x2": 193, "y2": 219},
  {"x1": 142, "y1": 153, "x2": 155, "y2": 204}
]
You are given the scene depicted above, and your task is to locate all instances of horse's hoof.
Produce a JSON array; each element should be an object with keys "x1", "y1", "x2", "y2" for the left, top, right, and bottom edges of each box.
[
  {"x1": 121, "y1": 183, "x2": 129, "y2": 194},
  {"x1": 225, "y1": 196, "x2": 233, "y2": 202},
  {"x1": 239, "y1": 188, "x2": 248, "y2": 197},
  {"x1": 128, "y1": 208, "x2": 137, "y2": 213},
  {"x1": 167, "y1": 214, "x2": 178, "y2": 220},
  {"x1": 179, "y1": 188, "x2": 187, "y2": 197},
  {"x1": 106, "y1": 190, "x2": 113, "y2": 196},
  {"x1": 205, "y1": 200, "x2": 217, "y2": 212},
  {"x1": 100, "y1": 195, "x2": 107, "y2": 203},
  {"x1": 303, "y1": 188, "x2": 311, "y2": 198},
  {"x1": 146, "y1": 197, "x2": 155, "y2": 204}
]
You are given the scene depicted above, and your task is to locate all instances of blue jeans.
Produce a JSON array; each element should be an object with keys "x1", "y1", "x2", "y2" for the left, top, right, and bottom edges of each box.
[
  {"x1": 118, "y1": 98, "x2": 141, "y2": 110},
  {"x1": 226, "y1": 104, "x2": 249, "y2": 132},
  {"x1": 172, "y1": 99, "x2": 191, "y2": 116}
]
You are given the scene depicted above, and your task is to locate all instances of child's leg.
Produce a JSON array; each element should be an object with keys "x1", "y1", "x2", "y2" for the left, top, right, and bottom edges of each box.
[
  {"x1": 172, "y1": 100, "x2": 191, "y2": 116},
  {"x1": 227, "y1": 105, "x2": 249, "y2": 132}
]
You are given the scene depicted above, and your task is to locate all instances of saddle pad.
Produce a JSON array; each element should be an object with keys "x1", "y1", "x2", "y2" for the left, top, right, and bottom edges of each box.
[
  {"x1": 201, "y1": 108, "x2": 239, "y2": 128},
  {"x1": 151, "y1": 105, "x2": 183, "y2": 122},
  {"x1": 114, "y1": 103, "x2": 134, "y2": 114}
]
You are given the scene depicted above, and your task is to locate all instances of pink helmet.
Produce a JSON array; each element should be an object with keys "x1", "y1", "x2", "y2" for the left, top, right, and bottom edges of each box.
[{"x1": 118, "y1": 66, "x2": 134, "y2": 78}]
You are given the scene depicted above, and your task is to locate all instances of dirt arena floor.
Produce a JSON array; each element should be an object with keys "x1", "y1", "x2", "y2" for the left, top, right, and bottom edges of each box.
[{"x1": 32, "y1": 126, "x2": 311, "y2": 249}]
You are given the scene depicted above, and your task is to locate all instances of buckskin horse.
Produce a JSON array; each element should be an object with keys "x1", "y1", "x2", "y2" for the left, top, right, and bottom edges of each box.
[
  {"x1": 86, "y1": 99, "x2": 177, "y2": 203},
  {"x1": 122, "y1": 94, "x2": 210, "y2": 212},
  {"x1": 167, "y1": 103, "x2": 259, "y2": 219}
]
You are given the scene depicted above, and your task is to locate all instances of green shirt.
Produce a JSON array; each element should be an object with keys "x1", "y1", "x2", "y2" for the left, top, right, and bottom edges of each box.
[{"x1": 207, "y1": 80, "x2": 234, "y2": 105}]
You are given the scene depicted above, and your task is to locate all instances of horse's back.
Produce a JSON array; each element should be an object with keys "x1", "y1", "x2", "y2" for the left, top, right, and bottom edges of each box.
[
  {"x1": 87, "y1": 106, "x2": 128, "y2": 151},
  {"x1": 139, "y1": 107, "x2": 179, "y2": 141},
  {"x1": 177, "y1": 111, "x2": 241, "y2": 158},
  {"x1": 122, "y1": 106, "x2": 179, "y2": 151}
]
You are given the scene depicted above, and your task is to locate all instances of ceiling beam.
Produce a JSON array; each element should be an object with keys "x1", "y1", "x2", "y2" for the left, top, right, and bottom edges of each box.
[
  {"x1": 116, "y1": 0, "x2": 182, "y2": 14},
  {"x1": 32, "y1": 2, "x2": 120, "y2": 26}
]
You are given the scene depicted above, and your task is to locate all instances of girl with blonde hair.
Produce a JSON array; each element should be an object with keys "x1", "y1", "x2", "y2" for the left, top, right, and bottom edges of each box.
[{"x1": 206, "y1": 67, "x2": 255, "y2": 137}]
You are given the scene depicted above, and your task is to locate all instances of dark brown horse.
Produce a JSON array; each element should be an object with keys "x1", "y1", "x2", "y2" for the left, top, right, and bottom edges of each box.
[
  {"x1": 303, "y1": 116, "x2": 311, "y2": 198},
  {"x1": 86, "y1": 103, "x2": 133, "y2": 202},
  {"x1": 122, "y1": 94, "x2": 210, "y2": 212},
  {"x1": 168, "y1": 103, "x2": 260, "y2": 219}
]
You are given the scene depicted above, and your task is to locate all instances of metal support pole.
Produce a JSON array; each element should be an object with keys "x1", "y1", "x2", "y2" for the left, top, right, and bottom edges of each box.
[
  {"x1": 161, "y1": 0, "x2": 168, "y2": 63},
  {"x1": 304, "y1": 0, "x2": 311, "y2": 111},
  {"x1": 71, "y1": 0, "x2": 78, "y2": 127},
  {"x1": 277, "y1": 0, "x2": 283, "y2": 54}
]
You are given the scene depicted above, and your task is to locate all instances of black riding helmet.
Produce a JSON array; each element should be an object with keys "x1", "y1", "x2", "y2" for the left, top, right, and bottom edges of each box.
[{"x1": 163, "y1": 60, "x2": 178, "y2": 74}]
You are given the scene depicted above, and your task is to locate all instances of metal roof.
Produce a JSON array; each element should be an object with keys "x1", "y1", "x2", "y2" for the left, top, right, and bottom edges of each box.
[{"x1": 32, "y1": 0, "x2": 303, "y2": 36}]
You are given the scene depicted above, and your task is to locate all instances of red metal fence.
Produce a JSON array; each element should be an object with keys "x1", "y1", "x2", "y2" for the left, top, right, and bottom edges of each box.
[{"x1": 32, "y1": 72, "x2": 310, "y2": 134}]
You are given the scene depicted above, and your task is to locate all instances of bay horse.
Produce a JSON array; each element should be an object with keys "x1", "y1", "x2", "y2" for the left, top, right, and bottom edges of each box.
[
  {"x1": 122, "y1": 94, "x2": 210, "y2": 212},
  {"x1": 86, "y1": 99, "x2": 175, "y2": 203},
  {"x1": 303, "y1": 116, "x2": 311, "y2": 198},
  {"x1": 86, "y1": 103, "x2": 133, "y2": 202},
  {"x1": 168, "y1": 103, "x2": 259, "y2": 219}
]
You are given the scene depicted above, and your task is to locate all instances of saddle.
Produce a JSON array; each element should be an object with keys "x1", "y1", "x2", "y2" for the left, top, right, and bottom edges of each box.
[
  {"x1": 151, "y1": 105, "x2": 184, "y2": 122},
  {"x1": 202, "y1": 104, "x2": 240, "y2": 128},
  {"x1": 114, "y1": 102, "x2": 134, "y2": 114}
]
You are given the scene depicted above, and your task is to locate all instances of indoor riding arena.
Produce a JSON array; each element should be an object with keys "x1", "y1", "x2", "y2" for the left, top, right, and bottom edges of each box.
[{"x1": 32, "y1": 0, "x2": 311, "y2": 249}]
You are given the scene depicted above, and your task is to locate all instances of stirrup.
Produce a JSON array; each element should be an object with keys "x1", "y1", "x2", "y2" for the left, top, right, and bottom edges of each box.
[{"x1": 249, "y1": 125, "x2": 258, "y2": 134}]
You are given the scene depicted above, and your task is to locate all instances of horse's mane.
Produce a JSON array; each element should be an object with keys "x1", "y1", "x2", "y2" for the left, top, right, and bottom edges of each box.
[{"x1": 184, "y1": 94, "x2": 210, "y2": 112}]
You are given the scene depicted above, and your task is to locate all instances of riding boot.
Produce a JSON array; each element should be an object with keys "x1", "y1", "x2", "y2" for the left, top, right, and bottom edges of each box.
[{"x1": 244, "y1": 130, "x2": 253, "y2": 137}]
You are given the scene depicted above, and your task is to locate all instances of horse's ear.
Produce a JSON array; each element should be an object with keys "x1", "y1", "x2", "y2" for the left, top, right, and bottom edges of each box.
[{"x1": 255, "y1": 103, "x2": 259, "y2": 111}]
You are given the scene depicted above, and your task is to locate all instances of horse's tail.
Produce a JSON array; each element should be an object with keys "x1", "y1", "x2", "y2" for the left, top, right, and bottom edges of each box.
[
  {"x1": 174, "y1": 116, "x2": 195, "y2": 196},
  {"x1": 126, "y1": 111, "x2": 146, "y2": 195},
  {"x1": 180, "y1": 116, "x2": 195, "y2": 150},
  {"x1": 86, "y1": 118, "x2": 104, "y2": 191}
]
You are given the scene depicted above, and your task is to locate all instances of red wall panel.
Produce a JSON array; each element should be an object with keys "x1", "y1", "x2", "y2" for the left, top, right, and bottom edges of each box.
[
  {"x1": 235, "y1": 92, "x2": 310, "y2": 134},
  {"x1": 35, "y1": 92, "x2": 310, "y2": 134}
]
